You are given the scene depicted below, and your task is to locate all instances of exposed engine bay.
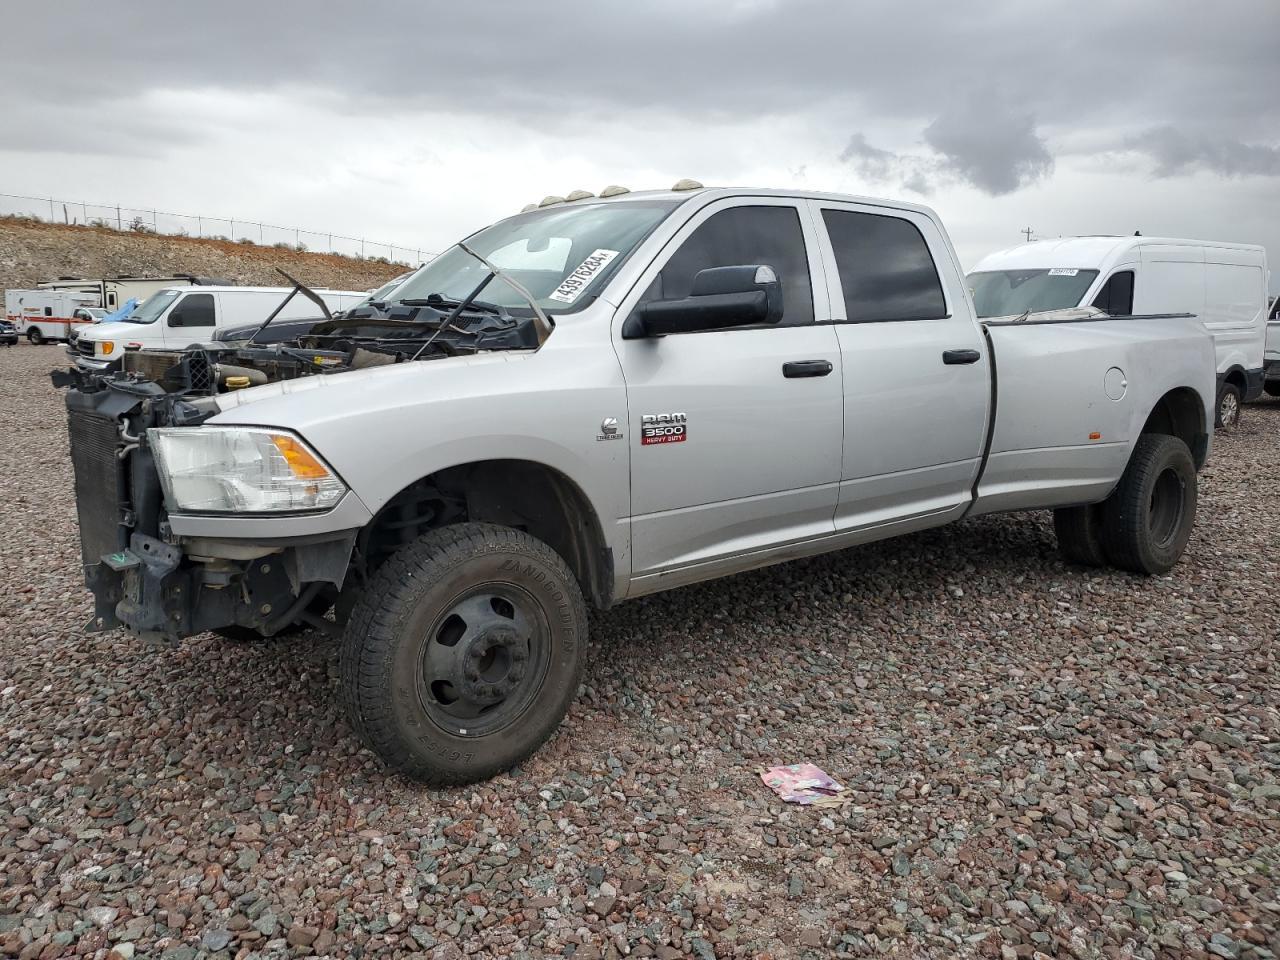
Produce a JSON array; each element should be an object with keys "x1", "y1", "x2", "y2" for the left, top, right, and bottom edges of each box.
[
  {"x1": 53, "y1": 270, "x2": 551, "y2": 643},
  {"x1": 106, "y1": 294, "x2": 547, "y2": 396}
]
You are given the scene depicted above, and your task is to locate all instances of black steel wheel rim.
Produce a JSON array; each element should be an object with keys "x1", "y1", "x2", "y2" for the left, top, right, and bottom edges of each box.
[
  {"x1": 416, "y1": 583, "x2": 550, "y2": 737},
  {"x1": 1148, "y1": 467, "x2": 1185, "y2": 549}
]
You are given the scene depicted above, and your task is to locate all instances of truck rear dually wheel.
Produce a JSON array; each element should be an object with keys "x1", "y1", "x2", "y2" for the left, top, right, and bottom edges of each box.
[
  {"x1": 27, "y1": 328, "x2": 44, "y2": 345},
  {"x1": 340, "y1": 522, "x2": 587, "y2": 785},
  {"x1": 1101, "y1": 434, "x2": 1197, "y2": 575},
  {"x1": 1053, "y1": 503, "x2": 1107, "y2": 567}
]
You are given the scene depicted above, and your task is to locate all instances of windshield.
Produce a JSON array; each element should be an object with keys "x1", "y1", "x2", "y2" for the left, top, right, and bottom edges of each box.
[
  {"x1": 123, "y1": 289, "x2": 181, "y2": 324},
  {"x1": 388, "y1": 200, "x2": 682, "y2": 313},
  {"x1": 352, "y1": 272, "x2": 413, "y2": 310},
  {"x1": 968, "y1": 269, "x2": 1100, "y2": 318}
]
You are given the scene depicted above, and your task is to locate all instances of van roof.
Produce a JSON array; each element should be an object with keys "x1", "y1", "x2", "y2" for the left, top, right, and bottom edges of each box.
[
  {"x1": 971, "y1": 236, "x2": 1266, "y2": 273},
  {"x1": 158, "y1": 286, "x2": 366, "y2": 295}
]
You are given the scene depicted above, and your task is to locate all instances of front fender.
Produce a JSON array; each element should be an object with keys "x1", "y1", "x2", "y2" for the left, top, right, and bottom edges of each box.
[{"x1": 206, "y1": 333, "x2": 631, "y2": 581}]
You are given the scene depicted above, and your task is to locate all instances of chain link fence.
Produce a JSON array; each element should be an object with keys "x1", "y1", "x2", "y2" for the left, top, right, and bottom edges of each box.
[{"x1": 0, "y1": 192, "x2": 433, "y2": 267}]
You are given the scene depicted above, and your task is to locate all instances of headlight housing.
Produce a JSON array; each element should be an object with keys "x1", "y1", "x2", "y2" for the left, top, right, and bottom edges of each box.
[{"x1": 149, "y1": 427, "x2": 346, "y2": 513}]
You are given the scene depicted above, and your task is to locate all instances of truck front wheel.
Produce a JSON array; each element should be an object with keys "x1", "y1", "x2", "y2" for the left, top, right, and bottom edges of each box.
[
  {"x1": 1101, "y1": 434, "x2": 1197, "y2": 575},
  {"x1": 340, "y1": 522, "x2": 587, "y2": 785}
]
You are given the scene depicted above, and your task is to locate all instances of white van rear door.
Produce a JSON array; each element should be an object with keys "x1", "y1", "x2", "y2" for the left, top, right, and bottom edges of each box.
[{"x1": 1203, "y1": 248, "x2": 1266, "y2": 374}]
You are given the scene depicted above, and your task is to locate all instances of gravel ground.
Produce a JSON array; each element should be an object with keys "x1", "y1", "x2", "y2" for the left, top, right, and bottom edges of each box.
[{"x1": 1, "y1": 340, "x2": 1277, "y2": 960}]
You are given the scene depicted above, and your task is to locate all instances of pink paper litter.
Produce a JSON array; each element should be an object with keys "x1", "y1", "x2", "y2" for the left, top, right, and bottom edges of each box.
[{"x1": 760, "y1": 763, "x2": 847, "y2": 807}]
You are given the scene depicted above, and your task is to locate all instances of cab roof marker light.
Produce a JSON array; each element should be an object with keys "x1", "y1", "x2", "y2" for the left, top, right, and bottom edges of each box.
[
  {"x1": 564, "y1": 189, "x2": 595, "y2": 202},
  {"x1": 519, "y1": 203, "x2": 538, "y2": 213},
  {"x1": 599, "y1": 185, "x2": 631, "y2": 198},
  {"x1": 538, "y1": 195, "x2": 566, "y2": 207},
  {"x1": 672, "y1": 178, "x2": 704, "y2": 191}
]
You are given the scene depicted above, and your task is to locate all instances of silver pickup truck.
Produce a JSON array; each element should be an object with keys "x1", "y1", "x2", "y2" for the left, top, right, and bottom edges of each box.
[{"x1": 57, "y1": 185, "x2": 1215, "y2": 784}]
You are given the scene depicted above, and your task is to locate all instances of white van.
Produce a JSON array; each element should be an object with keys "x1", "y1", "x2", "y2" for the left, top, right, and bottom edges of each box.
[
  {"x1": 73, "y1": 286, "x2": 366, "y2": 369},
  {"x1": 968, "y1": 237, "x2": 1269, "y2": 427},
  {"x1": 1265, "y1": 296, "x2": 1280, "y2": 396}
]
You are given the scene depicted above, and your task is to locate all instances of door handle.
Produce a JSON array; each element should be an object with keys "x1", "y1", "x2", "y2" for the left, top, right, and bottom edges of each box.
[
  {"x1": 942, "y1": 348, "x2": 981, "y2": 365},
  {"x1": 782, "y1": 360, "x2": 833, "y2": 378}
]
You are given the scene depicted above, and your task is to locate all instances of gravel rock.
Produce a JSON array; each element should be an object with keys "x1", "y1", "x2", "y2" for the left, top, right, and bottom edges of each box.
[{"x1": 1, "y1": 343, "x2": 1279, "y2": 958}]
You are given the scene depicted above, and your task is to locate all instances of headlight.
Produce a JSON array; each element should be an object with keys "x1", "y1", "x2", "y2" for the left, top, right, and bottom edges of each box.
[{"x1": 149, "y1": 427, "x2": 346, "y2": 513}]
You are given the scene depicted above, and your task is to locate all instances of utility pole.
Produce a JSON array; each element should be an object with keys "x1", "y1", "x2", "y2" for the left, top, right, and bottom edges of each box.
[{"x1": 1021, "y1": 227, "x2": 1035, "y2": 243}]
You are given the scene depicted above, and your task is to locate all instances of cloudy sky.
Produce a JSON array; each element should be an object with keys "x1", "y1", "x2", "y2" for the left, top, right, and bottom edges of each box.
[{"x1": 5, "y1": 0, "x2": 1279, "y2": 287}]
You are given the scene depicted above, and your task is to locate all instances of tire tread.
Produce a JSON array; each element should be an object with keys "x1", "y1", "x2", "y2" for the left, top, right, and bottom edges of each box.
[
  {"x1": 1101, "y1": 434, "x2": 1196, "y2": 574},
  {"x1": 339, "y1": 522, "x2": 586, "y2": 786},
  {"x1": 1053, "y1": 504, "x2": 1107, "y2": 567}
]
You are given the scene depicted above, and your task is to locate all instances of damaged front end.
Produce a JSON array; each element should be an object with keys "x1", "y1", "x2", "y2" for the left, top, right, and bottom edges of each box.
[
  {"x1": 56, "y1": 255, "x2": 553, "y2": 644},
  {"x1": 56, "y1": 362, "x2": 356, "y2": 643}
]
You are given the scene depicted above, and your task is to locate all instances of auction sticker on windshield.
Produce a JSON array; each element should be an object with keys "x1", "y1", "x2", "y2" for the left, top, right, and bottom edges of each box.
[
  {"x1": 549, "y1": 249, "x2": 620, "y2": 304},
  {"x1": 1048, "y1": 268, "x2": 1080, "y2": 277}
]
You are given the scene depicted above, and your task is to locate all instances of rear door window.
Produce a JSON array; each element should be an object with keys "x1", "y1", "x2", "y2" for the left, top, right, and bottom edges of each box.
[{"x1": 821, "y1": 210, "x2": 947, "y2": 322}]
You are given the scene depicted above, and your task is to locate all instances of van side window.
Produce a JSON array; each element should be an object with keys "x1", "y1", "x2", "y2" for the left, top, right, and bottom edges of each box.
[
  {"x1": 1092, "y1": 270, "x2": 1134, "y2": 315},
  {"x1": 644, "y1": 205, "x2": 814, "y2": 326},
  {"x1": 821, "y1": 210, "x2": 947, "y2": 322},
  {"x1": 171, "y1": 293, "x2": 216, "y2": 327},
  {"x1": 44, "y1": 307, "x2": 52, "y2": 317}
]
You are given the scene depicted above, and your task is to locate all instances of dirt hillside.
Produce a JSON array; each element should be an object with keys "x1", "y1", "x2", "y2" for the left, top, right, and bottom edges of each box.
[{"x1": 0, "y1": 217, "x2": 405, "y2": 295}]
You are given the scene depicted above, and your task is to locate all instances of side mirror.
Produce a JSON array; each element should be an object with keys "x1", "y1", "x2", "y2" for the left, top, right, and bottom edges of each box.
[
  {"x1": 168, "y1": 310, "x2": 185, "y2": 327},
  {"x1": 622, "y1": 265, "x2": 784, "y2": 339}
]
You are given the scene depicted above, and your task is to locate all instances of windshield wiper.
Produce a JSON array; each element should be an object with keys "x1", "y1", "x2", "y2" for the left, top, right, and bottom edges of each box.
[{"x1": 398, "y1": 295, "x2": 502, "y2": 314}]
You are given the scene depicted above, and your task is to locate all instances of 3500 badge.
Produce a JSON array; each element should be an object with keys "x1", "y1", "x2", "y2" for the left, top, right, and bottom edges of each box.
[{"x1": 641, "y1": 412, "x2": 687, "y2": 445}]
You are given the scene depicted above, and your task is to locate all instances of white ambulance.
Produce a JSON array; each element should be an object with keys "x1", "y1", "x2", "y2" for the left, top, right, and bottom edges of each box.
[{"x1": 4, "y1": 289, "x2": 104, "y2": 344}]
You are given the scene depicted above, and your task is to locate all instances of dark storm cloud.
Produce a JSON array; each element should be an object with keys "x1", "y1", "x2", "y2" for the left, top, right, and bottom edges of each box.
[
  {"x1": 837, "y1": 133, "x2": 935, "y2": 194},
  {"x1": 923, "y1": 101, "x2": 1053, "y2": 195},
  {"x1": 6, "y1": 0, "x2": 1279, "y2": 134},
  {"x1": 1127, "y1": 126, "x2": 1280, "y2": 178},
  {"x1": 838, "y1": 99, "x2": 1053, "y2": 197},
  {"x1": 838, "y1": 134, "x2": 896, "y2": 180}
]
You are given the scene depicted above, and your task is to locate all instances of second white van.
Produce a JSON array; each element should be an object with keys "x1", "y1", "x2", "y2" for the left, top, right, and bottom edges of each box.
[
  {"x1": 968, "y1": 236, "x2": 1269, "y2": 427},
  {"x1": 73, "y1": 286, "x2": 366, "y2": 370}
]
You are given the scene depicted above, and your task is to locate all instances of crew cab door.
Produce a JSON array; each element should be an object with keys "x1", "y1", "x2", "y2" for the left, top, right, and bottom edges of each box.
[
  {"x1": 613, "y1": 198, "x2": 844, "y2": 589},
  {"x1": 810, "y1": 201, "x2": 989, "y2": 531}
]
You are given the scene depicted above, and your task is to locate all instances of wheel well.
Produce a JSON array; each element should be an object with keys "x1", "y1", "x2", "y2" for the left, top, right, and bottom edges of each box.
[
  {"x1": 1224, "y1": 367, "x2": 1246, "y2": 392},
  {"x1": 1141, "y1": 387, "x2": 1208, "y2": 469},
  {"x1": 356, "y1": 460, "x2": 613, "y2": 609}
]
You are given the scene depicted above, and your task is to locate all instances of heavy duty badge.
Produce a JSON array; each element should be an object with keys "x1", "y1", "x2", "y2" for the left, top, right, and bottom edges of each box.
[{"x1": 641, "y1": 412, "x2": 687, "y2": 445}]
